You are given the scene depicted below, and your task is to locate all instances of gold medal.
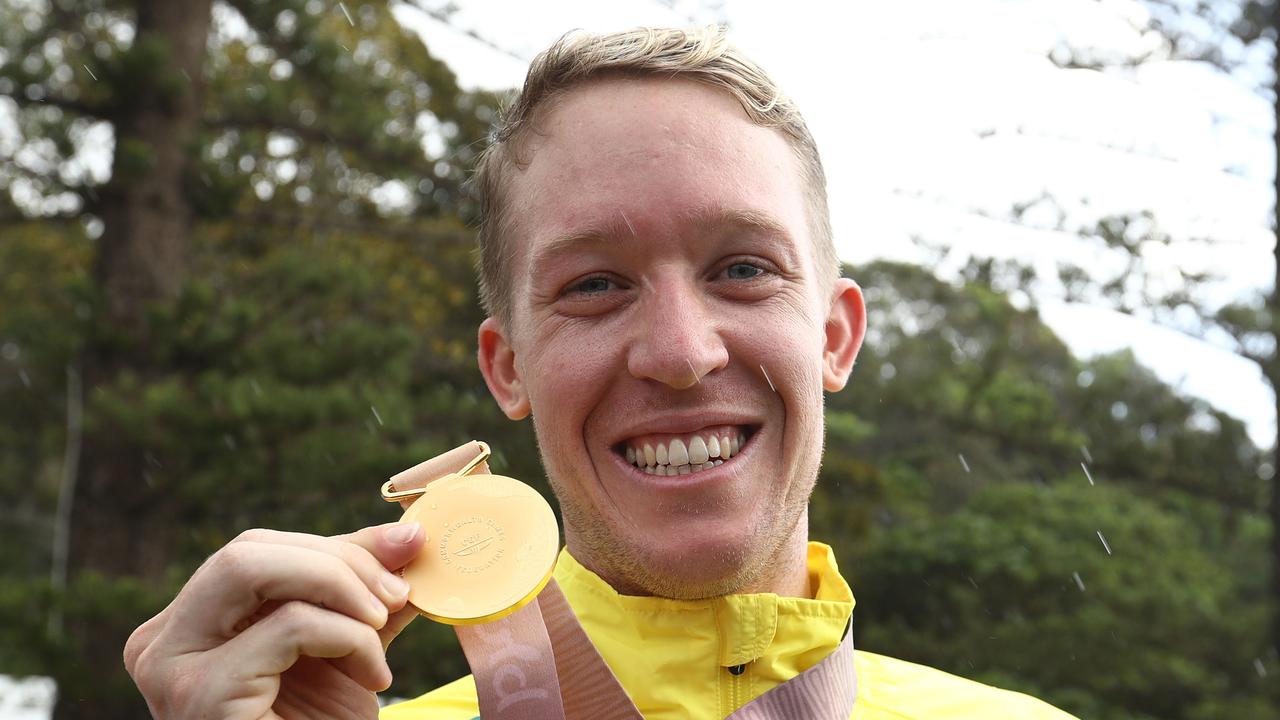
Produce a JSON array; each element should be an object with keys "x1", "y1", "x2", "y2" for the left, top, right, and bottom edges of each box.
[{"x1": 382, "y1": 442, "x2": 560, "y2": 625}]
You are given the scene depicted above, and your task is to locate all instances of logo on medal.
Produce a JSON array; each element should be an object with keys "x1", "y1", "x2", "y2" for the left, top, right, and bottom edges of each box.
[
  {"x1": 453, "y1": 534, "x2": 495, "y2": 557},
  {"x1": 439, "y1": 515, "x2": 505, "y2": 574}
]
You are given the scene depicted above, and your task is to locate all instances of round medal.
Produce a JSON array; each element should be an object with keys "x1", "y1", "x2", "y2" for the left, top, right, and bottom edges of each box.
[{"x1": 394, "y1": 471, "x2": 560, "y2": 625}]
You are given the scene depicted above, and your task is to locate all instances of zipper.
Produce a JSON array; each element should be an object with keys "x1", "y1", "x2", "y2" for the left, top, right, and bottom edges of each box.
[{"x1": 724, "y1": 663, "x2": 748, "y2": 714}]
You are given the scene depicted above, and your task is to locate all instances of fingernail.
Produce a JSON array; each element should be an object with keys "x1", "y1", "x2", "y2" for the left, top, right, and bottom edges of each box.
[
  {"x1": 385, "y1": 522, "x2": 420, "y2": 544},
  {"x1": 381, "y1": 572, "x2": 410, "y2": 599}
]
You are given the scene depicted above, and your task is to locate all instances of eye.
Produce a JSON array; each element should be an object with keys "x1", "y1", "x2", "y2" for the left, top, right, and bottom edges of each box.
[
  {"x1": 725, "y1": 262, "x2": 764, "y2": 280},
  {"x1": 566, "y1": 276, "x2": 614, "y2": 295}
]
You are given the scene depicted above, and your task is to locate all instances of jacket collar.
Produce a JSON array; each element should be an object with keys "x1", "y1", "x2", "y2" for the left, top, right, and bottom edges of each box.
[{"x1": 552, "y1": 542, "x2": 854, "y2": 717}]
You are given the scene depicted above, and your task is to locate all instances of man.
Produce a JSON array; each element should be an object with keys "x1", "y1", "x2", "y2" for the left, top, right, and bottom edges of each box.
[{"x1": 125, "y1": 27, "x2": 1076, "y2": 719}]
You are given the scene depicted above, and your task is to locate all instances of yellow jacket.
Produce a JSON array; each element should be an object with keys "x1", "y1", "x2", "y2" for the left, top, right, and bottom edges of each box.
[{"x1": 382, "y1": 543, "x2": 1076, "y2": 719}]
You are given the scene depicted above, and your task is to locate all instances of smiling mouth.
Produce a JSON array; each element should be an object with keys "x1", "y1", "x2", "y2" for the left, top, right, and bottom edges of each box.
[{"x1": 614, "y1": 425, "x2": 755, "y2": 477}]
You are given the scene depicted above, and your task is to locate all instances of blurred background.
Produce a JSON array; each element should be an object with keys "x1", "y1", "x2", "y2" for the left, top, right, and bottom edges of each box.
[{"x1": 0, "y1": 0, "x2": 1275, "y2": 718}]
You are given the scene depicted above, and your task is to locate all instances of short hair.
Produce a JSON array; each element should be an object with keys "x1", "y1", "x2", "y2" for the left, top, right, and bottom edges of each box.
[{"x1": 470, "y1": 26, "x2": 837, "y2": 324}]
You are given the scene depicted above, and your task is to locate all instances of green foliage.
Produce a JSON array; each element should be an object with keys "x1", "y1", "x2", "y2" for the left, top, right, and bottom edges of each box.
[
  {"x1": 852, "y1": 483, "x2": 1263, "y2": 719},
  {"x1": 812, "y1": 260, "x2": 1274, "y2": 719}
]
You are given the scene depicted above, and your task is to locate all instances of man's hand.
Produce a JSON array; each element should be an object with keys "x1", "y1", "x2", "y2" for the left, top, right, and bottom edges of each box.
[{"x1": 124, "y1": 522, "x2": 427, "y2": 720}]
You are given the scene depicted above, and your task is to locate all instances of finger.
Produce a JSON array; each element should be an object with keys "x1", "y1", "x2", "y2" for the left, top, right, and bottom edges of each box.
[
  {"x1": 169, "y1": 542, "x2": 389, "y2": 645},
  {"x1": 124, "y1": 603, "x2": 175, "y2": 676},
  {"x1": 379, "y1": 604, "x2": 421, "y2": 650},
  {"x1": 215, "y1": 600, "x2": 391, "y2": 693},
  {"x1": 231, "y1": 527, "x2": 413, "y2": 608}
]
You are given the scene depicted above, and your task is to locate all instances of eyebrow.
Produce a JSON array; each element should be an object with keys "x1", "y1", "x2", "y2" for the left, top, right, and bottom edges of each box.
[{"x1": 529, "y1": 206, "x2": 800, "y2": 273}]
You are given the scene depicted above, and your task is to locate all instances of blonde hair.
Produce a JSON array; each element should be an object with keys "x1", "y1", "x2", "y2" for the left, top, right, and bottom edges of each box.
[{"x1": 471, "y1": 26, "x2": 837, "y2": 323}]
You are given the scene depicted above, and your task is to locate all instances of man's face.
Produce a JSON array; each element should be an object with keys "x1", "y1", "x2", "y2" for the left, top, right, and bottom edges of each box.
[{"x1": 478, "y1": 77, "x2": 863, "y2": 598}]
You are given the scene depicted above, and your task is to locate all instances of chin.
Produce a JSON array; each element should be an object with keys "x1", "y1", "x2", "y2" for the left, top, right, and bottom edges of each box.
[{"x1": 572, "y1": 510, "x2": 782, "y2": 599}]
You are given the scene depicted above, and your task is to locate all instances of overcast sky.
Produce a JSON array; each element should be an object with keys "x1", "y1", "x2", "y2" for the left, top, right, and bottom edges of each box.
[{"x1": 395, "y1": 0, "x2": 1277, "y2": 449}]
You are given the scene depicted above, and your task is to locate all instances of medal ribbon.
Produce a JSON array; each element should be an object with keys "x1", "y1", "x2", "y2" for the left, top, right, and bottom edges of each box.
[{"x1": 391, "y1": 443, "x2": 858, "y2": 720}]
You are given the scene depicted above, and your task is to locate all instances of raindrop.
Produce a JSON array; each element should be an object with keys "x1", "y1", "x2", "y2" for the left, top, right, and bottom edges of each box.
[
  {"x1": 759, "y1": 364, "x2": 776, "y2": 393},
  {"x1": 1081, "y1": 462, "x2": 1094, "y2": 486},
  {"x1": 250, "y1": 378, "x2": 263, "y2": 397},
  {"x1": 1096, "y1": 530, "x2": 1112, "y2": 556},
  {"x1": 1255, "y1": 658, "x2": 1267, "y2": 678},
  {"x1": 1079, "y1": 445, "x2": 1092, "y2": 464},
  {"x1": 338, "y1": 1, "x2": 354, "y2": 26},
  {"x1": 18, "y1": 369, "x2": 31, "y2": 387},
  {"x1": 371, "y1": 405, "x2": 384, "y2": 426},
  {"x1": 967, "y1": 576, "x2": 978, "y2": 589},
  {"x1": 1072, "y1": 571, "x2": 1086, "y2": 592},
  {"x1": 957, "y1": 453, "x2": 970, "y2": 474},
  {"x1": 81, "y1": 64, "x2": 97, "y2": 81}
]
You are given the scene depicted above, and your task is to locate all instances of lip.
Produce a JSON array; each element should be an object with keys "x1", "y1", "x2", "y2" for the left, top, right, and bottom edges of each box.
[
  {"x1": 606, "y1": 424, "x2": 760, "y2": 491},
  {"x1": 605, "y1": 410, "x2": 764, "y2": 448}
]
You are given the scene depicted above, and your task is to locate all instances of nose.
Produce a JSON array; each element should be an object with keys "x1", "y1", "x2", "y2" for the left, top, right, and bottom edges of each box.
[{"x1": 627, "y1": 274, "x2": 728, "y2": 389}]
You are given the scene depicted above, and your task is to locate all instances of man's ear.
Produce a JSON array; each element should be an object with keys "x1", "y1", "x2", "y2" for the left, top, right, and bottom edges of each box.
[
  {"x1": 478, "y1": 316, "x2": 531, "y2": 420},
  {"x1": 822, "y1": 277, "x2": 867, "y2": 392}
]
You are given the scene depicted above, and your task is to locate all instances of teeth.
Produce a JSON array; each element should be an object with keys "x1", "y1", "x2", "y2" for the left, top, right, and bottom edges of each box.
[
  {"x1": 688, "y1": 436, "x2": 709, "y2": 465},
  {"x1": 623, "y1": 429, "x2": 750, "y2": 475},
  {"x1": 668, "y1": 438, "x2": 689, "y2": 466}
]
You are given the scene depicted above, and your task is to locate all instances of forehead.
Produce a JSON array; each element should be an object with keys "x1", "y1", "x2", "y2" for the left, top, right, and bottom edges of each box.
[{"x1": 501, "y1": 76, "x2": 812, "y2": 279}]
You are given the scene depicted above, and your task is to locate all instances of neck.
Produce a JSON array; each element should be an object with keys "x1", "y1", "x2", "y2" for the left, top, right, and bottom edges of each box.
[
  {"x1": 569, "y1": 514, "x2": 814, "y2": 600},
  {"x1": 737, "y1": 513, "x2": 812, "y2": 598}
]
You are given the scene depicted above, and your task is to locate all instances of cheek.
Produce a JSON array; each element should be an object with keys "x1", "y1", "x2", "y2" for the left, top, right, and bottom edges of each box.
[
  {"x1": 732, "y1": 299, "x2": 826, "y2": 382},
  {"x1": 520, "y1": 320, "x2": 623, "y2": 430}
]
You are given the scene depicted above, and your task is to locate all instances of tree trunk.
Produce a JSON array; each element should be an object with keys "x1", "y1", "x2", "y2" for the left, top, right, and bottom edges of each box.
[
  {"x1": 55, "y1": 1, "x2": 211, "y2": 718},
  {"x1": 1270, "y1": 0, "x2": 1280, "y2": 670}
]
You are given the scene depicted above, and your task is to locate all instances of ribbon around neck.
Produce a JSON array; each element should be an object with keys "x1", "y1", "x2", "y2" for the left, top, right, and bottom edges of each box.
[{"x1": 389, "y1": 443, "x2": 858, "y2": 719}]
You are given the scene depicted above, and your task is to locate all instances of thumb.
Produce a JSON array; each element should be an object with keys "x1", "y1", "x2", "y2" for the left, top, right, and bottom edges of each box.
[{"x1": 339, "y1": 521, "x2": 427, "y2": 573}]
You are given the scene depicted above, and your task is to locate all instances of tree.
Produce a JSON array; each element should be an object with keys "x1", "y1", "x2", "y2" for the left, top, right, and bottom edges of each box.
[
  {"x1": 1057, "y1": 0, "x2": 1280, "y2": 664},
  {"x1": 1, "y1": 1, "x2": 504, "y2": 716},
  {"x1": 818, "y1": 261, "x2": 1272, "y2": 718},
  {"x1": 929, "y1": 0, "x2": 1280, "y2": 661}
]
